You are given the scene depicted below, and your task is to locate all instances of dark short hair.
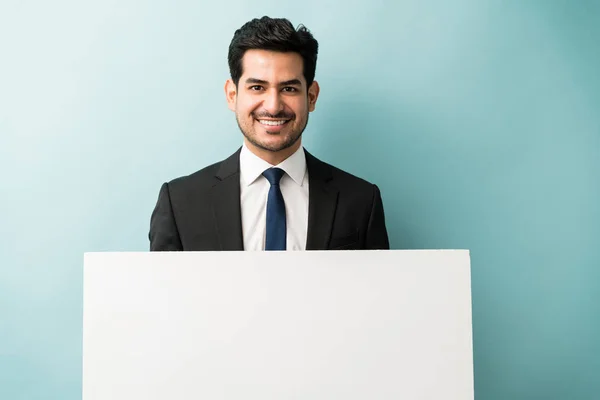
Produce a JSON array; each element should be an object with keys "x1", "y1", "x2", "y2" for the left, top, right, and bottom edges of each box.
[{"x1": 228, "y1": 16, "x2": 319, "y2": 87}]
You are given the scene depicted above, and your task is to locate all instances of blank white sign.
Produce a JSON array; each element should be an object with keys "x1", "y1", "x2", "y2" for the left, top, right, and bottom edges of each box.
[{"x1": 83, "y1": 250, "x2": 473, "y2": 399}]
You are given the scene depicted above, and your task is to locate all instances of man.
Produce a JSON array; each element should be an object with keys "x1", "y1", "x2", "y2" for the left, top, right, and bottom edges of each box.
[{"x1": 149, "y1": 16, "x2": 389, "y2": 251}]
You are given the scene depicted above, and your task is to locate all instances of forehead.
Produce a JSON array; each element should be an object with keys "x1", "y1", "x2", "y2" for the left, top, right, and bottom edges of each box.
[{"x1": 240, "y1": 49, "x2": 304, "y2": 83}]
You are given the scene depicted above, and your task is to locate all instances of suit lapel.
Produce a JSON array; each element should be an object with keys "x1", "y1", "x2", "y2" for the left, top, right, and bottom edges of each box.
[
  {"x1": 305, "y1": 150, "x2": 339, "y2": 250},
  {"x1": 211, "y1": 148, "x2": 244, "y2": 250},
  {"x1": 209, "y1": 147, "x2": 338, "y2": 251}
]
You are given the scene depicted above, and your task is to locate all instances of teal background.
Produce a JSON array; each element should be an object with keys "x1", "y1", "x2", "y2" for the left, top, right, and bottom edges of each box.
[{"x1": 1, "y1": 1, "x2": 599, "y2": 399}]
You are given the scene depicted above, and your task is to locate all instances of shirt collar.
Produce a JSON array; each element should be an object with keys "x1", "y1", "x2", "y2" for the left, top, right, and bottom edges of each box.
[{"x1": 240, "y1": 143, "x2": 307, "y2": 187}]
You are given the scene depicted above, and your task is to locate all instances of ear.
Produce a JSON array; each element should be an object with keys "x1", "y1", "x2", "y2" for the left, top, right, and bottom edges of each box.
[
  {"x1": 225, "y1": 79, "x2": 237, "y2": 111},
  {"x1": 307, "y1": 81, "x2": 320, "y2": 112}
]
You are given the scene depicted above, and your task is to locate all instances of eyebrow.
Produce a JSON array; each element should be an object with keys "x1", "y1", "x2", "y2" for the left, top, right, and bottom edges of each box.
[{"x1": 245, "y1": 78, "x2": 302, "y2": 87}]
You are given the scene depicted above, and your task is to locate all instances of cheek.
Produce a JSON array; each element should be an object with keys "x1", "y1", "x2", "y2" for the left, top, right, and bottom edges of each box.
[
  {"x1": 236, "y1": 97, "x2": 260, "y2": 117},
  {"x1": 289, "y1": 99, "x2": 308, "y2": 117}
]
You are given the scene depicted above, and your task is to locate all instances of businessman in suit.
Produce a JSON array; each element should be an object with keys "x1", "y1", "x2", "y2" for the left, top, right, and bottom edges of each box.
[{"x1": 149, "y1": 16, "x2": 389, "y2": 251}]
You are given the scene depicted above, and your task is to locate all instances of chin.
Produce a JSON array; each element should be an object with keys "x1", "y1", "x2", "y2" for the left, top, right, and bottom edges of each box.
[
  {"x1": 243, "y1": 128, "x2": 301, "y2": 152},
  {"x1": 258, "y1": 139, "x2": 297, "y2": 153},
  {"x1": 261, "y1": 142, "x2": 291, "y2": 152}
]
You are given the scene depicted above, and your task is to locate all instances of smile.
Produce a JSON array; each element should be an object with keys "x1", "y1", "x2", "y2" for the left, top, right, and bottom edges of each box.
[{"x1": 257, "y1": 119, "x2": 290, "y2": 126}]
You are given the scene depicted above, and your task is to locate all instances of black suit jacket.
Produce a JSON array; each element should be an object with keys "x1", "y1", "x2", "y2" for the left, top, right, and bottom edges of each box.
[{"x1": 149, "y1": 148, "x2": 389, "y2": 251}]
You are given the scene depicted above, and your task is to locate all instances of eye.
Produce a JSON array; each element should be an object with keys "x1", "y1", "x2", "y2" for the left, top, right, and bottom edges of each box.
[
  {"x1": 282, "y1": 87, "x2": 298, "y2": 93},
  {"x1": 249, "y1": 85, "x2": 264, "y2": 91}
]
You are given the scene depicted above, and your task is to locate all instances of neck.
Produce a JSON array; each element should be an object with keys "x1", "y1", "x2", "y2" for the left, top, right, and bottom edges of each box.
[{"x1": 244, "y1": 139, "x2": 302, "y2": 165}]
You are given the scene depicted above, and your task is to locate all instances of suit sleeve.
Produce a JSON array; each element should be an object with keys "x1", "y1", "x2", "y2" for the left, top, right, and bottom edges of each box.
[
  {"x1": 149, "y1": 182, "x2": 183, "y2": 251},
  {"x1": 365, "y1": 184, "x2": 390, "y2": 250}
]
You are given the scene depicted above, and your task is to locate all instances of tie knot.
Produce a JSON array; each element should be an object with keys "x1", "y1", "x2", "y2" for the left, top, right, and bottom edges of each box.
[{"x1": 262, "y1": 167, "x2": 285, "y2": 186}]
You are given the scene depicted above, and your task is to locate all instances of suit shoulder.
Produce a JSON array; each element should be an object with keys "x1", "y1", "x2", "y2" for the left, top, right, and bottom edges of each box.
[
  {"x1": 164, "y1": 148, "x2": 241, "y2": 192},
  {"x1": 317, "y1": 159, "x2": 379, "y2": 191},
  {"x1": 333, "y1": 165, "x2": 375, "y2": 187},
  {"x1": 167, "y1": 160, "x2": 221, "y2": 190}
]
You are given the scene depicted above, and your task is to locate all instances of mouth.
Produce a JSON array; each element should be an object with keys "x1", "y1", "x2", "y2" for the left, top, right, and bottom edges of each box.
[
  {"x1": 256, "y1": 119, "x2": 291, "y2": 127},
  {"x1": 254, "y1": 118, "x2": 292, "y2": 133}
]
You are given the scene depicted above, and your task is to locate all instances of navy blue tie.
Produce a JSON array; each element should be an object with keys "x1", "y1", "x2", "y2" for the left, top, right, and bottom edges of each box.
[{"x1": 262, "y1": 168, "x2": 286, "y2": 250}]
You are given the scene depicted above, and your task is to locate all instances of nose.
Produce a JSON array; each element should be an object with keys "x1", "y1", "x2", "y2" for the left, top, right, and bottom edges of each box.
[{"x1": 262, "y1": 89, "x2": 283, "y2": 115}]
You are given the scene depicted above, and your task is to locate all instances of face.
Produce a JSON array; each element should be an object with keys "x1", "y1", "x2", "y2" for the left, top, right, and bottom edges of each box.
[{"x1": 225, "y1": 49, "x2": 320, "y2": 157}]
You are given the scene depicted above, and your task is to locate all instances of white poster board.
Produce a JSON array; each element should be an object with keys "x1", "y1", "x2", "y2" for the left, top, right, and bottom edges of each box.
[{"x1": 83, "y1": 250, "x2": 473, "y2": 399}]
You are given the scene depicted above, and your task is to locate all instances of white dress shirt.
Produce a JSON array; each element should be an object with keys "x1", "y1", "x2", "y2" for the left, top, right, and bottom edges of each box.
[{"x1": 239, "y1": 143, "x2": 309, "y2": 251}]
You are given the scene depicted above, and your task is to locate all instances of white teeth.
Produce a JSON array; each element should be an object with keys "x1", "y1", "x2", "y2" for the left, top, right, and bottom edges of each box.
[{"x1": 258, "y1": 120, "x2": 288, "y2": 126}]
